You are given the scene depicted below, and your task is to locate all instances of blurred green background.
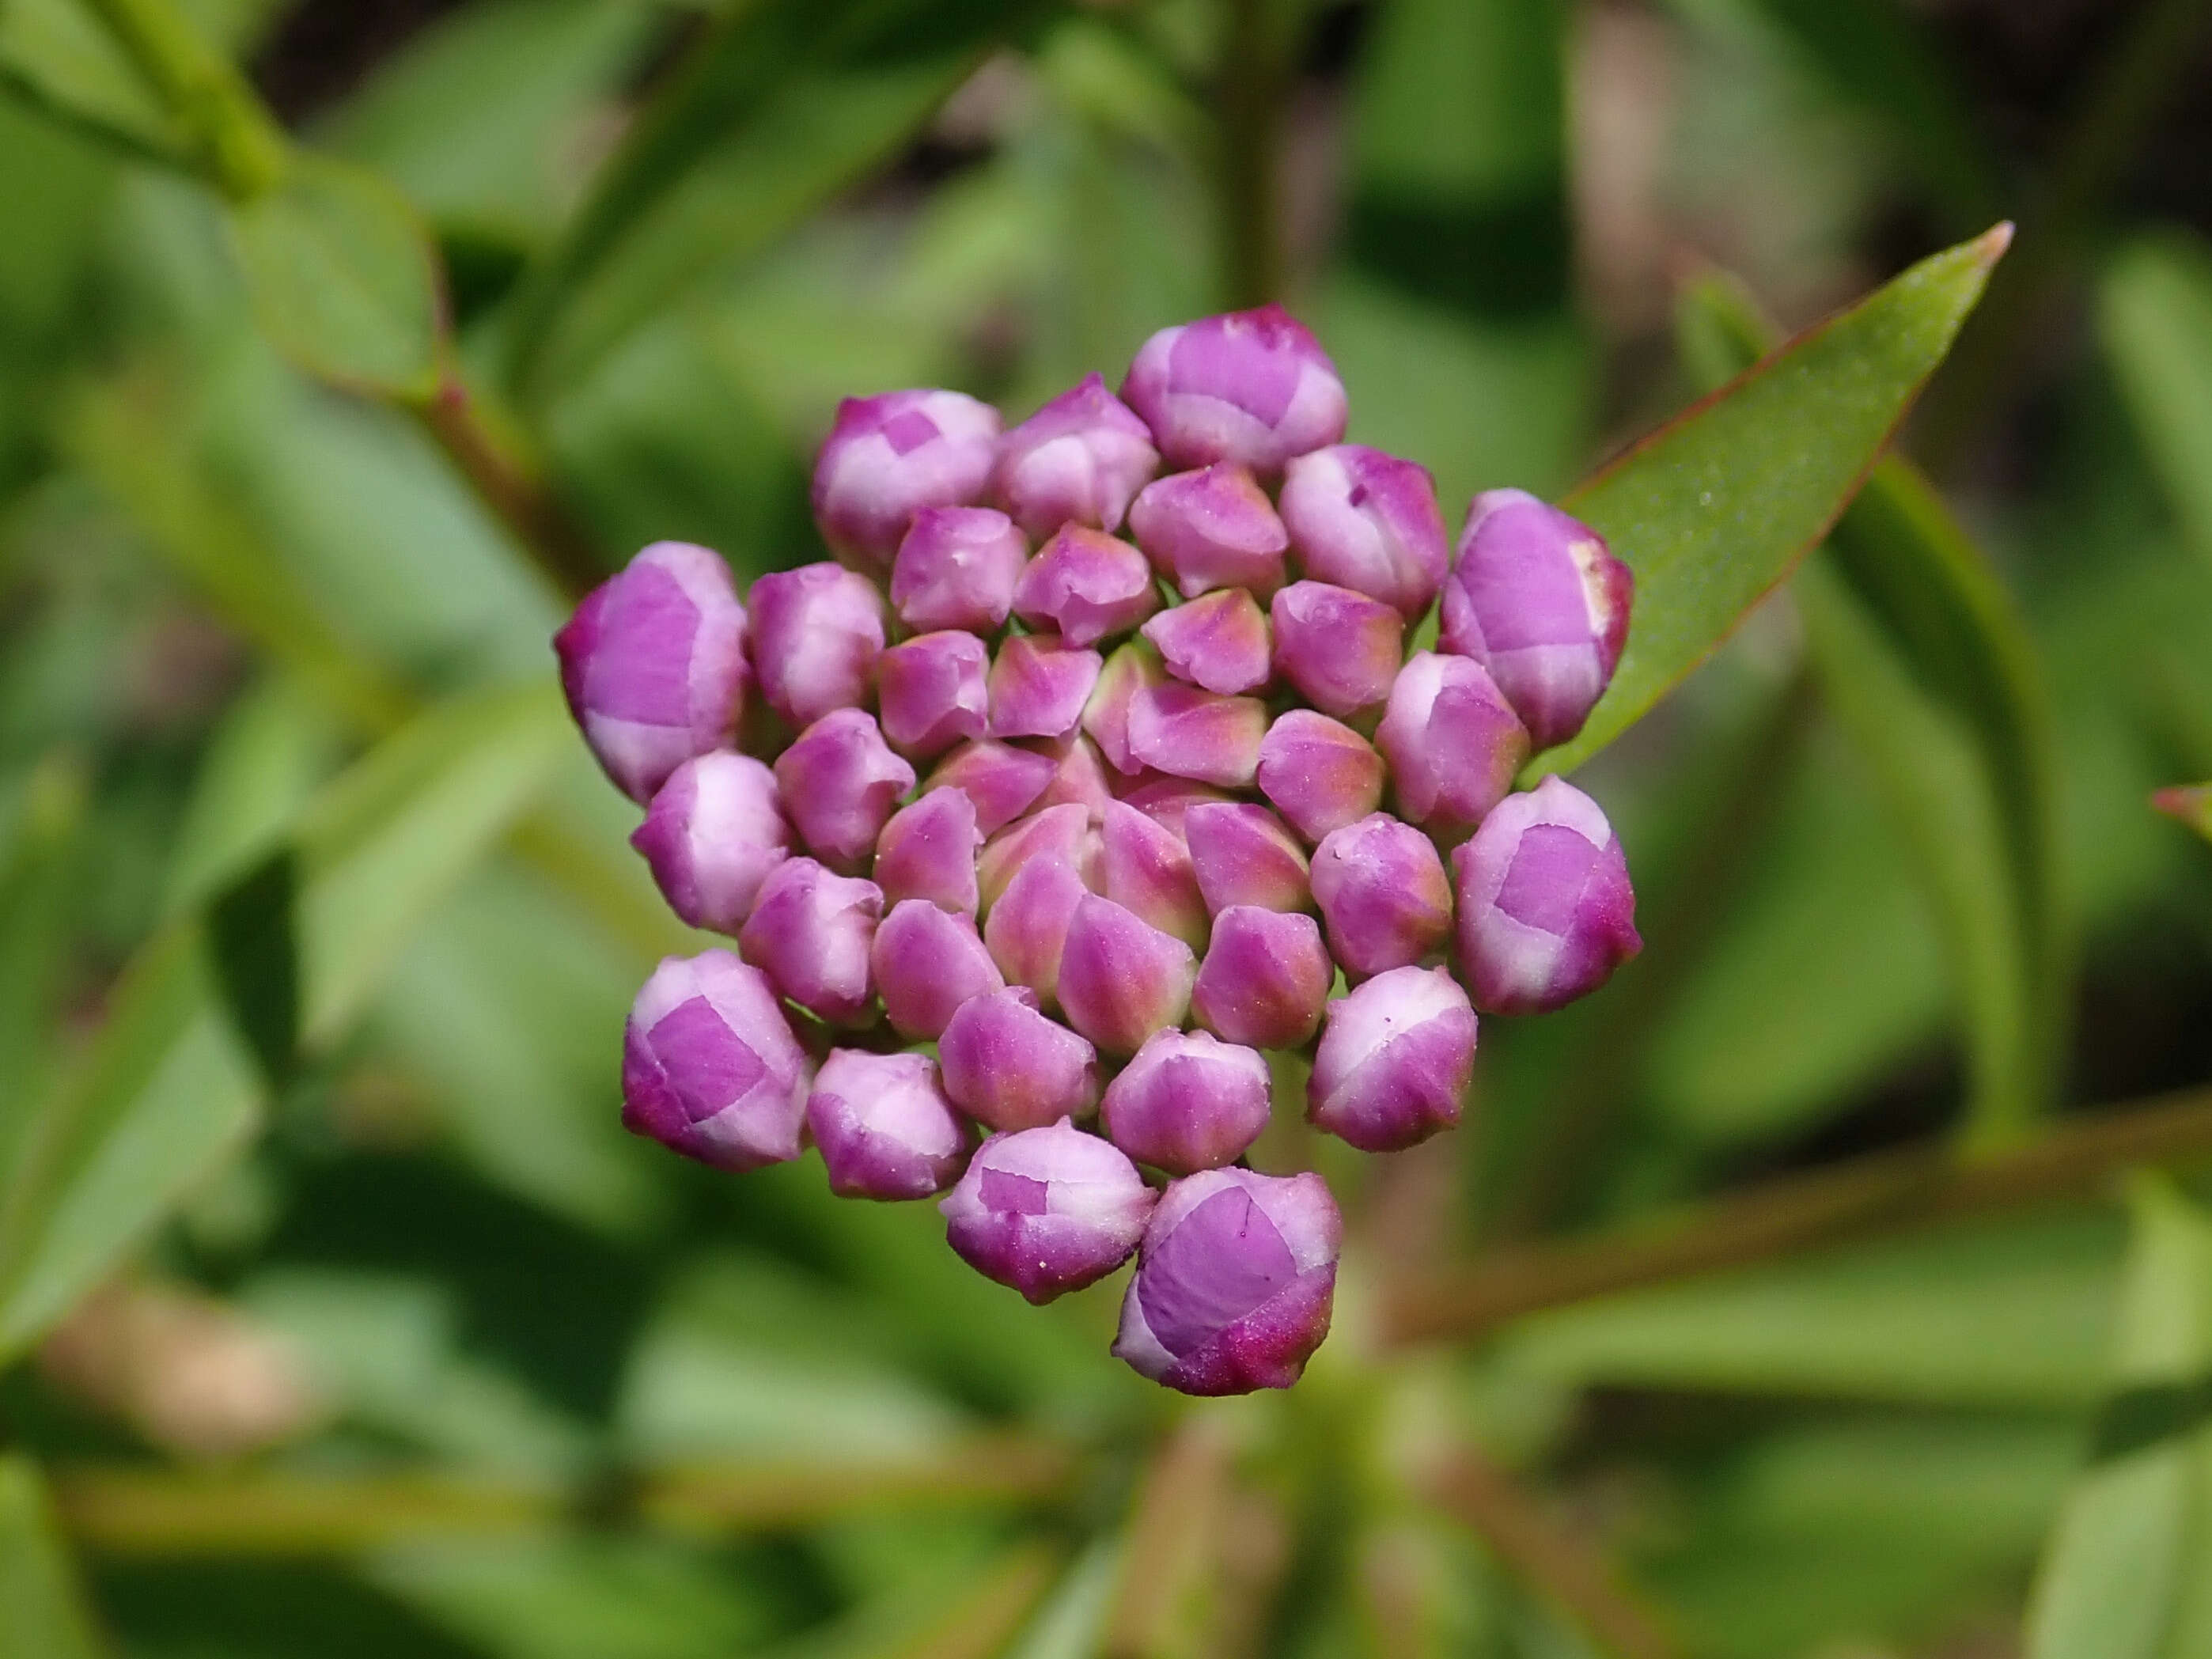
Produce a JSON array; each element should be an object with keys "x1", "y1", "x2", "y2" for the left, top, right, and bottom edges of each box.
[{"x1": 2, "y1": 0, "x2": 2212, "y2": 1654}]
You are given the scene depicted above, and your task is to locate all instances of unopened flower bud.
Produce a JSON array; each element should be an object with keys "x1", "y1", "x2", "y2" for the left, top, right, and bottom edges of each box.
[
  {"x1": 774, "y1": 709, "x2": 915, "y2": 873},
  {"x1": 1278, "y1": 445, "x2": 1449, "y2": 620},
  {"x1": 1127, "y1": 464, "x2": 1289, "y2": 599},
  {"x1": 808, "y1": 1050, "x2": 971, "y2": 1200},
  {"x1": 993, "y1": 373, "x2": 1160, "y2": 538},
  {"x1": 1310, "y1": 813, "x2": 1453, "y2": 975},
  {"x1": 1256, "y1": 711, "x2": 1386, "y2": 843},
  {"x1": 941, "y1": 1121, "x2": 1154, "y2": 1304},
  {"x1": 924, "y1": 740, "x2": 1055, "y2": 835},
  {"x1": 747, "y1": 562, "x2": 885, "y2": 730},
  {"x1": 1451, "y1": 776, "x2": 1641, "y2": 1013},
  {"x1": 1307, "y1": 965, "x2": 1476, "y2": 1151},
  {"x1": 939, "y1": 987, "x2": 1103, "y2": 1130},
  {"x1": 1082, "y1": 641, "x2": 1166, "y2": 775},
  {"x1": 1140, "y1": 589, "x2": 1271, "y2": 695},
  {"x1": 978, "y1": 802, "x2": 1101, "y2": 911},
  {"x1": 631, "y1": 752, "x2": 789, "y2": 934},
  {"x1": 737, "y1": 858, "x2": 881, "y2": 1025},
  {"x1": 1056, "y1": 894, "x2": 1198, "y2": 1056},
  {"x1": 873, "y1": 787, "x2": 983, "y2": 914},
  {"x1": 1120, "y1": 776, "x2": 1234, "y2": 839},
  {"x1": 1101, "y1": 800, "x2": 1209, "y2": 950},
  {"x1": 1127, "y1": 683, "x2": 1268, "y2": 789},
  {"x1": 877, "y1": 631, "x2": 989, "y2": 759},
  {"x1": 1184, "y1": 801, "x2": 1309, "y2": 915},
  {"x1": 555, "y1": 541, "x2": 748, "y2": 802},
  {"x1": 1376, "y1": 650, "x2": 1528, "y2": 839},
  {"x1": 1270, "y1": 581, "x2": 1403, "y2": 722},
  {"x1": 1190, "y1": 906, "x2": 1331, "y2": 1049},
  {"x1": 873, "y1": 899, "x2": 1004, "y2": 1038},
  {"x1": 1121, "y1": 306, "x2": 1347, "y2": 475},
  {"x1": 812, "y1": 389, "x2": 1000, "y2": 568},
  {"x1": 1033, "y1": 733, "x2": 1114, "y2": 821},
  {"x1": 1113, "y1": 1168, "x2": 1340, "y2": 1395},
  {"x1": 1440, "y1": 489, "x2": 1632, "y2": 749},
  {"x1": 1103, "y1": 1030, "x2": 1271, "y2": 1174},
  {"x1": 623, "y1": 950, "x2": 809, "y2": 1169},
  {"x1": 1013, "y1": 526, "x2": 1161, "y2": 647},
  {"x1": 889, "y1": 506, "x2": 1028, "y2": 634},
  {"x1": 983, "y1": 855, "x2": 1089, "y2": 1003},
  {"x1": 988, "y1": 632, "x2": 1104, "y2": 741}
]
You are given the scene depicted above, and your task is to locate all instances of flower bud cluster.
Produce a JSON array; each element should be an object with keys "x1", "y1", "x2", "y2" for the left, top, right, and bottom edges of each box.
[{"x1": 556, "y1": 306, "x2": 1643, "y2": 1396}]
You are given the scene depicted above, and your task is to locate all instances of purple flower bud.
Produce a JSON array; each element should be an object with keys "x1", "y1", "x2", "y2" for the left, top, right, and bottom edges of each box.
[
  {"x1": 992, "y1": 374, "x2": 1161, "y2": 539},
  {"x1": 1113, "y1": 1168, "x2": 1340, "y2": 1395},
  {"x1": 1012, "y1": 525, "x2": 1161, "y2": 648},
  {"x1": 1101, "y1": 800, "x2": 1210, "y2": 950},
  {"x1": 1376, "y1": 650, "x2": 1529, "y2": 839},
  {"x1": 872, "y1": 899, "x2": 1005, "y2": 1039},
  {"x1": 808, "y1": 1050, "x2": 971, "y2": 1200},
  {"x1": 877, "y1": 630, "x2": 990, "y2": 759},
  {"x1": 1140, "y1": 589, "x2": 1272, "y2": 695},
  {"x1": 873, "y1": 787, "x2": 983, "y2": 915},
  {"x1": 1440, "y1": 489, "x2": 1633, "y2": 750},
  {"x1": 1278, "y1": 445, "x2": 1449, "y2": 621},
  {"x1": 1269, "y1": 581, "x2": 1403, "y2": 722},
  {"x1": 631, "y1": 752, "x2": 790, "y2": 934},
  {"x1": 1118, "y1": 776, "x2": 1234, "y2": 839},
  {"x1": 1184, "y1": 801, "x2": 1309, "y2": 915},
  {"x1": 623, "y1": 950, "x2": 810, "y2": 1170},
  {"x1": 978, "y1": 802, "x2": 1102, "y2": 912},
  {"x1": 939, "y1": 987, "x2": 1103, "y2": 1131},
  {"x1": 1256, "y1": 710, "x2": 1387, "y2": 843},
  {"x1": 941, "y1": 1121, "x2": 1154, "y2": 1304},
  {"x1": 1307, "y1": 965, "x2": 1476, "y2": 1152},
  {"x1": 774, "y1": 709, "x2": 916, "y2": 873},
  {"x1": 812, "y1": 389, "x2": 1001, "y2": 569},
  {"x1": 747, "y1": 562, "x2": 885, "y2": 730},
  {"x1": 555, "y1": 541, "x2": 748, "y2": 803},
  {"x1": 987, "y1": 632, "x2": 1104, "y2": 741},
  {"x1": 1309, "y1": 813, "x2": 1453, "y2": 976},
  {"x1": 1126, "y1": 683, "x2": 1269, "y2": 789},
  {"x1": 1121, "y1": 306, "x2": 1348, "y2": 476},
  {"x1": 1102, "y1": 1030, "x2": 1271, "y2": 1175},
  {"x1": 889, "y1": 506, "x2": 1028, "y2": 635},
  {"x1": 1190, "y1": 906, "x2": 1332, "y2": 1050},
  {"x1": 1032, "y1": 733, "x2": 1114, "y2": 822},
  {"x1": 924, "y1": 740, "x2": 1055, "y2": 836},
  {"x1": 1127, "y1": 464, "x2": 1289, "y2": 600},
  {"x1": 1451, "y1": 776, "x2": 1641, "y2": 1013},
  {"x1": 983, "y1": 855, "x2": 1089, "y2": 1003},
  {"x1": 1081, "y1": 642, "x2": 1166, "y2": 775},
  {"x1": 1056, "y1": 893, "x2": 1198, "y2": 1057},
  {"x1": 737, "y1": 857, "x2": 881, "y2": 1025}
]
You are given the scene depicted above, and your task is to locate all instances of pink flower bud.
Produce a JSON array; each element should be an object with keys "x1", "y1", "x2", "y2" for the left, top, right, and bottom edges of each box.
[
  {"x1": 812, "y1": 388, "x2": 1001, "y2": 569},
  {"x1": 1033, "y1": 733, "x2": 1114, "y2": 821},
  {"x1": 1307, "y1": 965, "x2": 1476, "y2": 1152},
  {"x1": 1451, "y1": 776, "x2": 1641, "y2": 1013},
  {"x1": 1184, "y1": 801, "x2": 1309, "y2": 915},
  {"x1": 623, "y1": 950, "x2": 809, "y2": 1170},
  {"x1": 941, "y1": 1121, "x2": 1154, "y2": 1304},
  {"x1": 737, "y1": 857, "x2": 881, "y2": 1025},
  {"x1": 889, "y1": 506, "x2": 1028, "y2": 635},
  {"x1": 1309, "y1": 813, "x2": 1453, "y2": 976},
  {"x1": 774, "y1": 709, "x2": 915, "y2": 873},
  {"x1": 1082, "y1": 641, "x2": 1167, "y2": 775},
  {"x1": 992, "y1": 373, "x2": 1160, "y2": 538},
  {"x1": 987, "y1": 632, "x2": 1104, "y2": 741},
  {"x1": 1376, "y1": 650, "x2": 1529, "y2": 839},
  {"x1": 1013, "y1": 525, "x2": 1161, "y2": 647},
  {"x1": 746, "y1": 562, "x2": 885, "y2": 730},
  {"x1": 923, "y1": 740, "x2": 1055, "y2": 835},
  {"x1": 1100, "y1": 800, "x2": 1209, "y2": 950},
  {"x1": 555, "y1": 541, "x2": 748, "y2": 803},
  {"x1": 1126, "y1": 683, "x2": 1268, "y2": 789},
  {"x1": 1278, "y1": 445, "x2": 1449, "y2": 621},
  {"x1": 1440, "y1": 489, "x2": 1633, "y2": 749},
  {"x1": 1056, "y1": 893, "x2": 1198, "y2": 1056},
  {"x1": 1102, "y1": 1030, "x2": 1271, "y2": 1175},
  {"x1": 1113, "y1": 1168, "x2": 1340, "y2": 1395},
  {"x1": 631, "y1": 752, "x2": 789, "y2": 934},
  {"x1": 983, "y1": 855, "x2": 1089, "y2": 1003},
  {"x1": 877, "y1": 630, "x2": 990, "y2": 759},
  {"x1": 872, "y1": 899, "x2": 1005, "y2": 1039},
  {"x1": 1256, "y1": 710, "x2": 1386, "y2": 843},
  {"x1": 1190, "y1": 906, "x2": 1332, "y2": 1049},
  {"x1": 978, "y1": 802, "x2": 1101, "y2": 912},
  {"x1": 1140, "y1": 589, "x2": 1272, "y2": 695},
  {"x1": 808, "y1": 1050, "x2": 971, "y2": 1200},
  {"x1": 1117, "y1": 776, "x2": 1234, "y2": 839},
  {"x1": 938, "y1": 987, "x2": 1103, "y2": 1131},
  {"x1": 873, "y1": 787, "x2": 983, "y2": 915},
  {"x1": 1127, "y1": 464, "x2": 1289, "y2": 599},
  {"x1": 1269, "y1": 581, "x2": 1403, "y2": 722},
  {"x1": 1121, "y1": 306, "x2": 1347, "y2": 475}
]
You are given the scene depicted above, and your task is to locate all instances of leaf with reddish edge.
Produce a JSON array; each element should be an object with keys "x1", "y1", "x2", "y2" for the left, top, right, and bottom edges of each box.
[{"x1": 2154, "y1": 783, "x2": 2212, "y2": 843}]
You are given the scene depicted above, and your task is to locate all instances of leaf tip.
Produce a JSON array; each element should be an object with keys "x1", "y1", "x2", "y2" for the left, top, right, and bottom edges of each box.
[
  {"x1": 2152, "y1": 782, "x2": 2210, "y2": 831},
  {"x1": 1974, "y1": 221, "x2": 2017, "y2": 267}
]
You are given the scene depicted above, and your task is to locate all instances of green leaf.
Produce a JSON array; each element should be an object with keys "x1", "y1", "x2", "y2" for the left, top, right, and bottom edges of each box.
[
  {"x1": 0, "y1": 756, "x2": 88, "y2": 1161},
  {"x1": 226, "y1": 153, "x2": 446, "y2": 399},
  {"x1": 0, "y1": 1454, "x2": 106, "y2": 1659},
  {"x1": 2155, "y1": 783, "x2": 2212, "y2": 842},
  {"x1": 204, "y1": 845, "x2": 300, "y2": 1087},
  {"x1": 2102, "y1": 232, "x2": 2212, "y2": 565},
  {"x1": 0, "y1": 0, "x2": 190, "y2": 168},
  {"x1": 1541, "y1": 222, "x2": 2013, "y2": 775}
]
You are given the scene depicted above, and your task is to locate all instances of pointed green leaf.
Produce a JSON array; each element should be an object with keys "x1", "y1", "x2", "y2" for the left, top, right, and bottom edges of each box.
[
  {"x1": 0, "y1": 1455, "x2": 106, "y2": 1659},
  {"x1": 2103, "y1": 232, "x2": 2212, "y2": 565},
  {"x1": 0, "y1": 0, "x2": 189, "y2": 168},
  {"x1": 205, "y1": 846, "x2": 301, "y2": 1087},
  {"x1": 2155, "y1": 783, "x2": 2212, "y2": 842}
]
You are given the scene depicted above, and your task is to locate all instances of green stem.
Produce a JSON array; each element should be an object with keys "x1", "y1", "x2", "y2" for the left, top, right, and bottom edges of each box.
[
  {"x1": 79, "y1": 0, "x2": 287, "y2": 199},
  {"x1": 412, "y1": 373, "x2": 608, "y2": 602},
  {"x1": 1217, "y1": 0, "x2": 1288, "y2": 308}
]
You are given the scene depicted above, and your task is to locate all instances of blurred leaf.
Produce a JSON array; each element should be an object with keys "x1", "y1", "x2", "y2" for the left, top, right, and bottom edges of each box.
[
  {"x1": 2154, "y1": 783, "x2": 2212, "y2": 841},
  {"x1": 0, "y1": 755, "x2": 88, "y2": 1154},
  {"x1": 2103, "y1": 231, "x2": 2212, "y2": 565},
  {"x1": 0, "y1": 97, "x2": 118, "y2": 349},
  {"x1": 0, "y1": 1454, "x2": 105, "y2": 1659},
  {"x1": 162, "y1": 673, "x2": 341, "y2": 914},
  {"x1": 1543, "y1": 224, "x2": 2013, "y2": 775},
  {"x1": 0, "y1": 0, "x2": 187, "y2": 168},
  {"x1": 205, "y1": 844, "x2": 299, "y2": 1087},
  {"x1": 1001, "y1": 1540, "x2": 1123, "y2": 1659}
]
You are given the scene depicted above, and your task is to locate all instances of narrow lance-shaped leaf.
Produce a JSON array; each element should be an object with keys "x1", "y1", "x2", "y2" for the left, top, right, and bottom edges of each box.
[
  {"x1": 0, "y1": 1455, "x2": 106, "y2": 1659},
  {"x1": 2101, "y1": 232, "x2": 2212, "y2": 565}
]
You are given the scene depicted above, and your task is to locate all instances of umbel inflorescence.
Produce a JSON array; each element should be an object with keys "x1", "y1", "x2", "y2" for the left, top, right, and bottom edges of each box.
[{"x1": 555, "y1": 306, "x2": 1642, "y2": 1396}]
